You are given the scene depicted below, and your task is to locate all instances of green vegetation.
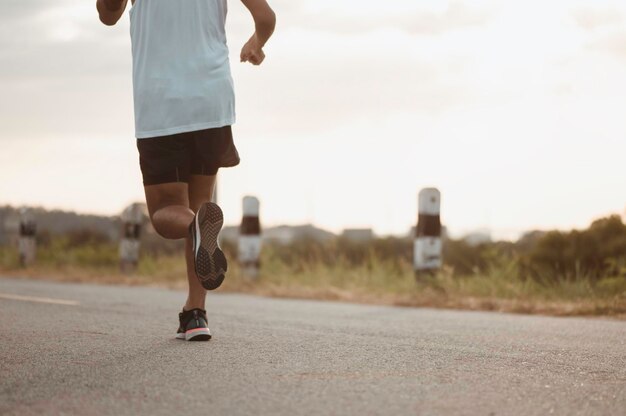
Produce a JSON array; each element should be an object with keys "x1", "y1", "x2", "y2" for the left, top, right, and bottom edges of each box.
[
  {"x1": 224, "y1": 226, "x2": 626, "y2": 316},
  {"x1": 1, "y1": 216, "x2": 625, "y2": 317}
]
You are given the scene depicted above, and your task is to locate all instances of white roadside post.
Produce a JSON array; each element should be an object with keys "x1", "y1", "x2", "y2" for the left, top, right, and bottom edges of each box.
[
  {"x1": 18, "y1": 208, "x2": 36, "y2": 267},
  {"x1": 414, "y1": 188, "x2": 442, "y2": 277},
  {"x1": 119, "y1": 203, "x2": 145, "y2": 273},
  {"x1": 238, "y1": 196, "x2": 261, "y2": 280}
]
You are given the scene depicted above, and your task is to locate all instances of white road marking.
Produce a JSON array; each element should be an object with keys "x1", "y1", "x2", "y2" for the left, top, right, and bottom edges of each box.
[{"x1": 0, "y1": 293, "x2": 79, "y2": 306}]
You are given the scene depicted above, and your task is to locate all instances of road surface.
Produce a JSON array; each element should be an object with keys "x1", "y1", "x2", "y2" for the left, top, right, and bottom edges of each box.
[{"x1": 1, "y1": 277, "x2": 624, "y2": 415}]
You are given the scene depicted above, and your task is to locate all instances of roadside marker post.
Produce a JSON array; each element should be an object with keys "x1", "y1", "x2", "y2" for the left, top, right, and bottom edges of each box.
[
  {"x1": 119, "y1": 203, "x2": 145, "y2": 273},
  {"x1": 414, "y1": 188, "x2": 442, "y2": 278},
  {"x1": 18, "y1": 208, "x2": 36, "y2": 267},
  {"x1": 238, "y1": 196, "x2": 261, "y2": 280}
]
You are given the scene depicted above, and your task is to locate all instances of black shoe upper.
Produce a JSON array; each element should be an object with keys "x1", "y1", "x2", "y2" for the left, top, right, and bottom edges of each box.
[{"x1": 177, "y1": 308, "x2": 209, "y2": 334}]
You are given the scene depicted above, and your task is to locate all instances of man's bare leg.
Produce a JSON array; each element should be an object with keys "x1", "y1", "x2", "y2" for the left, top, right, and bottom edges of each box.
[
  {"x1": 144, "y1": 182, "x2": 198, "y2": 306},
  {"x1": 143, "y1": 178, "x2": 216, "y2": 311},
  {"x1": 184, "y1": 174, "x2": 217, "y2": 310},
  {"x1": 144, "y1": 183, "x2": 193, "y2": 239}
]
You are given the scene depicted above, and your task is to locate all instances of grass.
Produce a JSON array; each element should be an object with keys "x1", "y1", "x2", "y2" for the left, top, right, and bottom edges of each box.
[{"x1": 1, "y1": 242, "x2": 625, "y2": 318}]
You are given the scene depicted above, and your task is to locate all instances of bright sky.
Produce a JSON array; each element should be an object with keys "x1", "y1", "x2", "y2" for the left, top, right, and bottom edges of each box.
[{"x1": 1, "y1": 0, "x2": 625, "y2": 239}]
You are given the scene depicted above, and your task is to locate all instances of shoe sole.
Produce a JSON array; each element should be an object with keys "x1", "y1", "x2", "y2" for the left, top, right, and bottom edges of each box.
[
  {"x1": 186, "y1": 327, "x2": 212, "y2": 341},
  {"x1": 176, "y1": 328, "x2": 212, "y2": 341},
  {"x1": 193, "y1": 202, "x2": 228, "y2": 290}
]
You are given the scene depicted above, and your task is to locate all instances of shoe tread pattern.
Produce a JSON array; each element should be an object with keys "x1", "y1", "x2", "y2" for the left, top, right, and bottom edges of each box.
[{"x1": 195, "y1": 203, "x2": 228, "y2": 290}]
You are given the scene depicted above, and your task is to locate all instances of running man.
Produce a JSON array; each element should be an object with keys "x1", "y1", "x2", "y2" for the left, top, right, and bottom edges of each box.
[{"x1": 96, "y1": 0, "x2": 276, "y2": 341}]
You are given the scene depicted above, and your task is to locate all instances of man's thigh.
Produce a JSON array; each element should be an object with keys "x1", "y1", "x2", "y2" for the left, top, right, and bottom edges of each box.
[
  {"x1": 144, "y1": 182, "x2": 189, "y2": 218},
  {"x1": 188, "y1": 175, "x2": 216, "y2": 213}
]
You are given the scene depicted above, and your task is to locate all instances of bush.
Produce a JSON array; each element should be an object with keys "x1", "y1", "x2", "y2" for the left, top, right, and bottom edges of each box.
[
  {"x1": 526, "y1": 215, "x2": 626, "y2": 281},
  {"x1": 2, "y1": 214, "x2": 625, "y2": 294}
]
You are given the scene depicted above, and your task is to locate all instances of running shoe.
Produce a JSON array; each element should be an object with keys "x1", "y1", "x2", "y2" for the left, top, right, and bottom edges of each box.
[
  {"x1": 189, "y1": 202, "x2": 228, "y2": 290},
  {"x1": 176, "y1": 308, "x2": 212, "y2": 341}
]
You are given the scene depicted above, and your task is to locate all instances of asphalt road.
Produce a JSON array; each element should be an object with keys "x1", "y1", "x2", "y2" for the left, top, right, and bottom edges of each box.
[{"x1": 0, "y1": 277, "x2": 624, "y2": 416}]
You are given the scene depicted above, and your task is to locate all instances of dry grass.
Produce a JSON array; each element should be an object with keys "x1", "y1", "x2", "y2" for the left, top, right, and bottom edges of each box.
[{"x1": 1, "y1": 244, "x2": 625, "y2": 318}]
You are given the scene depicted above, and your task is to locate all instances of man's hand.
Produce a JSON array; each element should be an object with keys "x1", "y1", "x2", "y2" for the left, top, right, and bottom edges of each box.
[
  {"x1": 240, "y1": 35, "x2": 266, "y2": 66},
  {"x1": 240, "y1": 0, "x2": 275, "y2": 66},
  {"x1": 96, "y1": 0, "x2": 128, "y2": 26}
]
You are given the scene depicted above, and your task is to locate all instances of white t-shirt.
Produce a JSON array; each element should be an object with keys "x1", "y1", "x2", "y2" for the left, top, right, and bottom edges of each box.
[{"x1": 129, "y1": 0, "x2": 236, "y2": 139}]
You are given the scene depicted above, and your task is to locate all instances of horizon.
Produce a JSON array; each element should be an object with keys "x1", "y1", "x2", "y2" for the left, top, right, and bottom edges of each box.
[
  {"x1": 2, "y1": 202, "x2": 624, "y2": 242},
  {"x1": 1, "y1": 0, "x2": 626, "y2": 241}
]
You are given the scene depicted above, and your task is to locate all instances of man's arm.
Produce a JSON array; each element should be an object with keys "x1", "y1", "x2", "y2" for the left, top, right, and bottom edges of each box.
[
  {"x1": 96, "y1": 0, "x2": 128, "y2": 26},
  {"x1": 240, "y1": 0, "x2": 276, "y2": 66}
]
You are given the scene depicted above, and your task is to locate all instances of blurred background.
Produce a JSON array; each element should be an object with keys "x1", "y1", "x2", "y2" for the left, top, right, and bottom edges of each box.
[{"x1": 1, "y1": 0, "x2": 625, "y2": 315}]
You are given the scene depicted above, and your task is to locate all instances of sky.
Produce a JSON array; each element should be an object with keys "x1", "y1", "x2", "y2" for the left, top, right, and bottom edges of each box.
[{"x1": 0, "y1": 0, "x2": 625, "y2": 239}]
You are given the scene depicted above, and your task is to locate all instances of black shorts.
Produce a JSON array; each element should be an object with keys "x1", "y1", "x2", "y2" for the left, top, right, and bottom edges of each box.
[{"x1": 136, "y1": 126, "x2": 240, "y2": 186}]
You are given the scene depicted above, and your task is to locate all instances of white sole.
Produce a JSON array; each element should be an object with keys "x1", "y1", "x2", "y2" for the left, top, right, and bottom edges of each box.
[
  {"x1": 194, "y1": 208, "x2": 202, "y2": 257},
  {"x1": 176, "y1": 328, "x2": 212, "y2": 341}
]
